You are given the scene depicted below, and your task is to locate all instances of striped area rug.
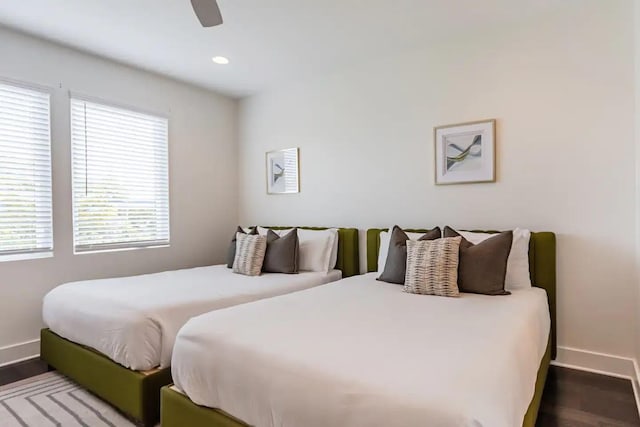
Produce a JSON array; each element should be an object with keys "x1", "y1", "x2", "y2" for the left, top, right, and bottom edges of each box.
[{"x1": 0, "y1": 372, "x2": 136, "y2": 426}]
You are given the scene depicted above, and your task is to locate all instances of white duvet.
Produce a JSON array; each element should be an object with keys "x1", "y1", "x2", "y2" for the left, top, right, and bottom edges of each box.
[
  {"x1": 43, "y1": 265, "x2": 341, "y2": 370},
  {"x1": 172, "y1": 273, "x2": 550, "y2": 427}
]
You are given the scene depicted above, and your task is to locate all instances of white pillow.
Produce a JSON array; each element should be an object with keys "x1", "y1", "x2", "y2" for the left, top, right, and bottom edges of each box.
[
  {"x1": 298, "y1": 229, "x2": 335, "y2": 272},
  {"x1": 326, "y1": 229, "x2": 339, "y2": 270},
  {"x1": 377, "y1": 228, "x2": 432, "y2": 275},
  {"x1": 458, "y1": 228, "x2": 532, "y2": 291},
  {"x1": 257, "y1": 226, "x2": 273, "y2": 236},
  {"x1": 257, "y1": 227, "x2": 336, "y2": 272}
]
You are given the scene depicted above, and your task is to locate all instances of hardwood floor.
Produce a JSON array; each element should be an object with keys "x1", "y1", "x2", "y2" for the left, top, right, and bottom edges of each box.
[
  {"x1": 1, "y1": 359, "x2": 638, "y2": 426},
  {"x1": 0, "y1": 357, "x2": 49, "y2": 387},
  {"x1": 538, "y1": 366, "x2": 640, "y2": 426}
]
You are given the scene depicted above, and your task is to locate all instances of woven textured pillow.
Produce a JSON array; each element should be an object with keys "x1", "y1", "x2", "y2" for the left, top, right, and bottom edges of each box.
[
  {"x1": 404, "y1": 237, "x2": 462, "y2": 297},
  {"x1": 233, "y1": 233, "x2": 267, "y2": 276}
]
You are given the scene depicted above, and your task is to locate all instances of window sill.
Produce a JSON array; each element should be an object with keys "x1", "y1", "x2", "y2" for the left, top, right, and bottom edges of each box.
[
  {"x1": 0, "y1": 251, "x2": 53, "y2": 263},
  {"x1": 73, "y1": 244, "x2": 170, "y2": 256}
]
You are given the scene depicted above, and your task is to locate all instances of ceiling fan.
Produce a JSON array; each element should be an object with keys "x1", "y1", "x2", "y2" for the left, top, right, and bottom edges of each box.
[{"x1": 190, "y1": 0, "x2": 223, "y2": 27}]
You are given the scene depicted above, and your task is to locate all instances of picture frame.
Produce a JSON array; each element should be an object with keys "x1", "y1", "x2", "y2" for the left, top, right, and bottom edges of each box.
[
  {"x1": 266, "y1": 147, "x2": 300, "y2": 194},
  {"x1": 434, "y1": 119, "x2": 496, "y2": 185}
]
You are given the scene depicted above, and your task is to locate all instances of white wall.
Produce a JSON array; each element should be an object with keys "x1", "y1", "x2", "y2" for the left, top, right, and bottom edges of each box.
[
  {"x1": 239, "y1": 0, "x2": 638, "y2": 367},
  {"x1": 635, "y1": 0, "x2": 640, "y2": 388},
  {"x1": 0, "y1": 28, "x2": 238, "y2": 365}
]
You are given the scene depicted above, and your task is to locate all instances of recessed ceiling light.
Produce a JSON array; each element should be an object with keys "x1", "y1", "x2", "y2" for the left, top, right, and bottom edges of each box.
[{"x1": 212, "y1": 56, "x2": 229, "y2": 65}]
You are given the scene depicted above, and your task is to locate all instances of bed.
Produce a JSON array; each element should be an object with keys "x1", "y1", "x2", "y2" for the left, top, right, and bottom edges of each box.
[
  {"x1": 40, "y1": 227, "x2": 359, "y2": 426},
  {"x1": 162, "y1": 229, "x2": 556, "y2": 427}
]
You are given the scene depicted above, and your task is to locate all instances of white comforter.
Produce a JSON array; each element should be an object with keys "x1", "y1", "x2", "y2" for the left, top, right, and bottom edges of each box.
[
  {"x1": 172, "y1": 273, "x2": 550, "y2": 427},
  {"x1": 43, "y1": 265, "x2": 341, "y2": 370}
]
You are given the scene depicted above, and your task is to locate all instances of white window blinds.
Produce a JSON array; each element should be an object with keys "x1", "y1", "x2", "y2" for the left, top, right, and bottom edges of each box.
[
  {"x1": 0, "y1": 82, "x2": 53, "y2": 258},
  {"x1": 71, "y1": 97, "x2": 169, "y2": 252}
]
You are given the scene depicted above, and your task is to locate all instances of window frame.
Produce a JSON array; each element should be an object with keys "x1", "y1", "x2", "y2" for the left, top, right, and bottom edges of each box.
[
  {"x1": 69, "y1": 93, "x2": 171, "y2": 255},
  {"x1": 0, "y1": 77, "x2": 54, "y2": 261}
]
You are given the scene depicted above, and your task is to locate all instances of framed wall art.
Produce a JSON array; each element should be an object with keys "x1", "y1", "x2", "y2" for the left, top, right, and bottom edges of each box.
[
  {"x1": 266, "y1": 147, "x2": 300, "y2": 194},
  {"x1": 434, "y1": 119, "x2": 496, "y2": 185}
]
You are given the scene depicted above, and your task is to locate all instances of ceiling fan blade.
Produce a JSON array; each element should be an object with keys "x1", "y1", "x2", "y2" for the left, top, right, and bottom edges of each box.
[{"x1": 191, "y1": 0, "x2": 223, "y2": 27}]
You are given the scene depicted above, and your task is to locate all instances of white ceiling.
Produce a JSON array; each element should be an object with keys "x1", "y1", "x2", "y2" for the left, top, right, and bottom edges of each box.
[{"x1": 0, "y1": 0, "x2": 572, "y2": 98}]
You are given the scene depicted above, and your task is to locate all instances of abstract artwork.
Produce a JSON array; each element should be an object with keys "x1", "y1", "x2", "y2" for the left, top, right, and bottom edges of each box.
[
  {"x1": 434, "y1": 119, "x2": 496, "y2": 184},
  {"x1": 266, "y1": 148, "x2": 299, "y2": 194}
]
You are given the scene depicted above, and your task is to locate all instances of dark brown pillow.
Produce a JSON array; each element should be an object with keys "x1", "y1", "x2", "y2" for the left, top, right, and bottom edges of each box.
[
  {"x1": 227, "y1": 226, "x2": 257, "y2": 268},
  {"x1": 443, "y1": 227, "x2": 512, "y2": 295},
  {"x1": 263, "y1": 229, "x2": 299, "y2": 273},
  {"x1": 378, "y1": 225, "x2": 442, "y2": 284}
]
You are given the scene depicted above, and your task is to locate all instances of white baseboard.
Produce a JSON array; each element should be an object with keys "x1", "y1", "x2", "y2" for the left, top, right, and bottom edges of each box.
[
  {"x1": 553, "y1": 345, "x2": 637, "y2": 379},
  {"x1": 0, "y1": 339, "x2": 40, "y2": 367}
]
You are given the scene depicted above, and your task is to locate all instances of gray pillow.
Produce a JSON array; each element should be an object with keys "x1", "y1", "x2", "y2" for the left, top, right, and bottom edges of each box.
[
  {"x1": 227, "y1": 226, "x2": 257, "y2": 268},
  {"x1": 378, "y1": 225, "x2": 442, "y2": 284},
  {"x1": 263, "y1": 229, "x2": 299, "y2": 274},
  {"x1": 443, "y1": 227, "x2": 512, "y2": 295}
]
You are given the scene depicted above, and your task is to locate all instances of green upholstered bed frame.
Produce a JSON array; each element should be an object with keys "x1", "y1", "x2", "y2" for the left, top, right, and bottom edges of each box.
[
  {"x1": 40, "y1": 227, "x2": 359, "y2": 426},
  {"x1": 368, "y1": 228, "x2": 557, "y2": 426},
  {"x1": 41, "y1": 328, "x2": 172, "y2": 426},
  {"x1": 160, "y1": 228, "x2": 556, "y2": 427}
]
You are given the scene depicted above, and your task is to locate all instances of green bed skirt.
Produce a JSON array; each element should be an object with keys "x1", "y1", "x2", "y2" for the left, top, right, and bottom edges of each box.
[
  {"x1": 40, "y1": 329, "x2": 172, "y2": 427},
  {"x1": 161, "y1": 338, "x2": 552, "y2": 427},
  {"x1": 523, "y1": 337, "x2": 551, "y2": 427},
  {"x1": 162, "y1": 386, "x2": 246, "y2": 427}
]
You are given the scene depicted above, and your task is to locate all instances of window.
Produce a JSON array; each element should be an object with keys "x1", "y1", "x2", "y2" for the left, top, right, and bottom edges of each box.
[
  {"x1": 70, "y1": 97, "x2": 169, "y2": 253},
  {"x1": 0, "y1": 81, "x2": 53, "y2": 259}
]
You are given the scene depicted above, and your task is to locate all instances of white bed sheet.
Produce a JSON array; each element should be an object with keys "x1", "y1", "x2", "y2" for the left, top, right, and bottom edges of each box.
[
  {"x1": 172, "y1": 273, "x2": 550, "y2": 427},
  {"x1": 43, "y1": 265, "x2": 341, "y2": 370}
]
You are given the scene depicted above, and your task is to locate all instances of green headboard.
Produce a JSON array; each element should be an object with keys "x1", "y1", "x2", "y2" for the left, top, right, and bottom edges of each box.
[
  {"x1": 261, "y1": 227, "x2": 360, "y2": 278},
  {"x1": 366, "y1": 228, "x2": 557, "y2": 359}
]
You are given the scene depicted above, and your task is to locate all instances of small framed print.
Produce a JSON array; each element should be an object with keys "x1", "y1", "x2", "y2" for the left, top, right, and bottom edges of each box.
[
  {"x1": 434, "y1": 119, "x2": 496, "y2": 185},
  {"x1": 266, "y1": 147, "x2": 300, "y2": 194}
]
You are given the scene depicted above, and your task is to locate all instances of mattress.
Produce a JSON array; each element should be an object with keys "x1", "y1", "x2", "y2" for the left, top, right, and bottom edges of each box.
[
  {"x1": 43, "y1": 265, "x2": 342, "y2": 370},
  {"x1": 172, "y1": 273, "x2": 550, "y2": 427}
]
